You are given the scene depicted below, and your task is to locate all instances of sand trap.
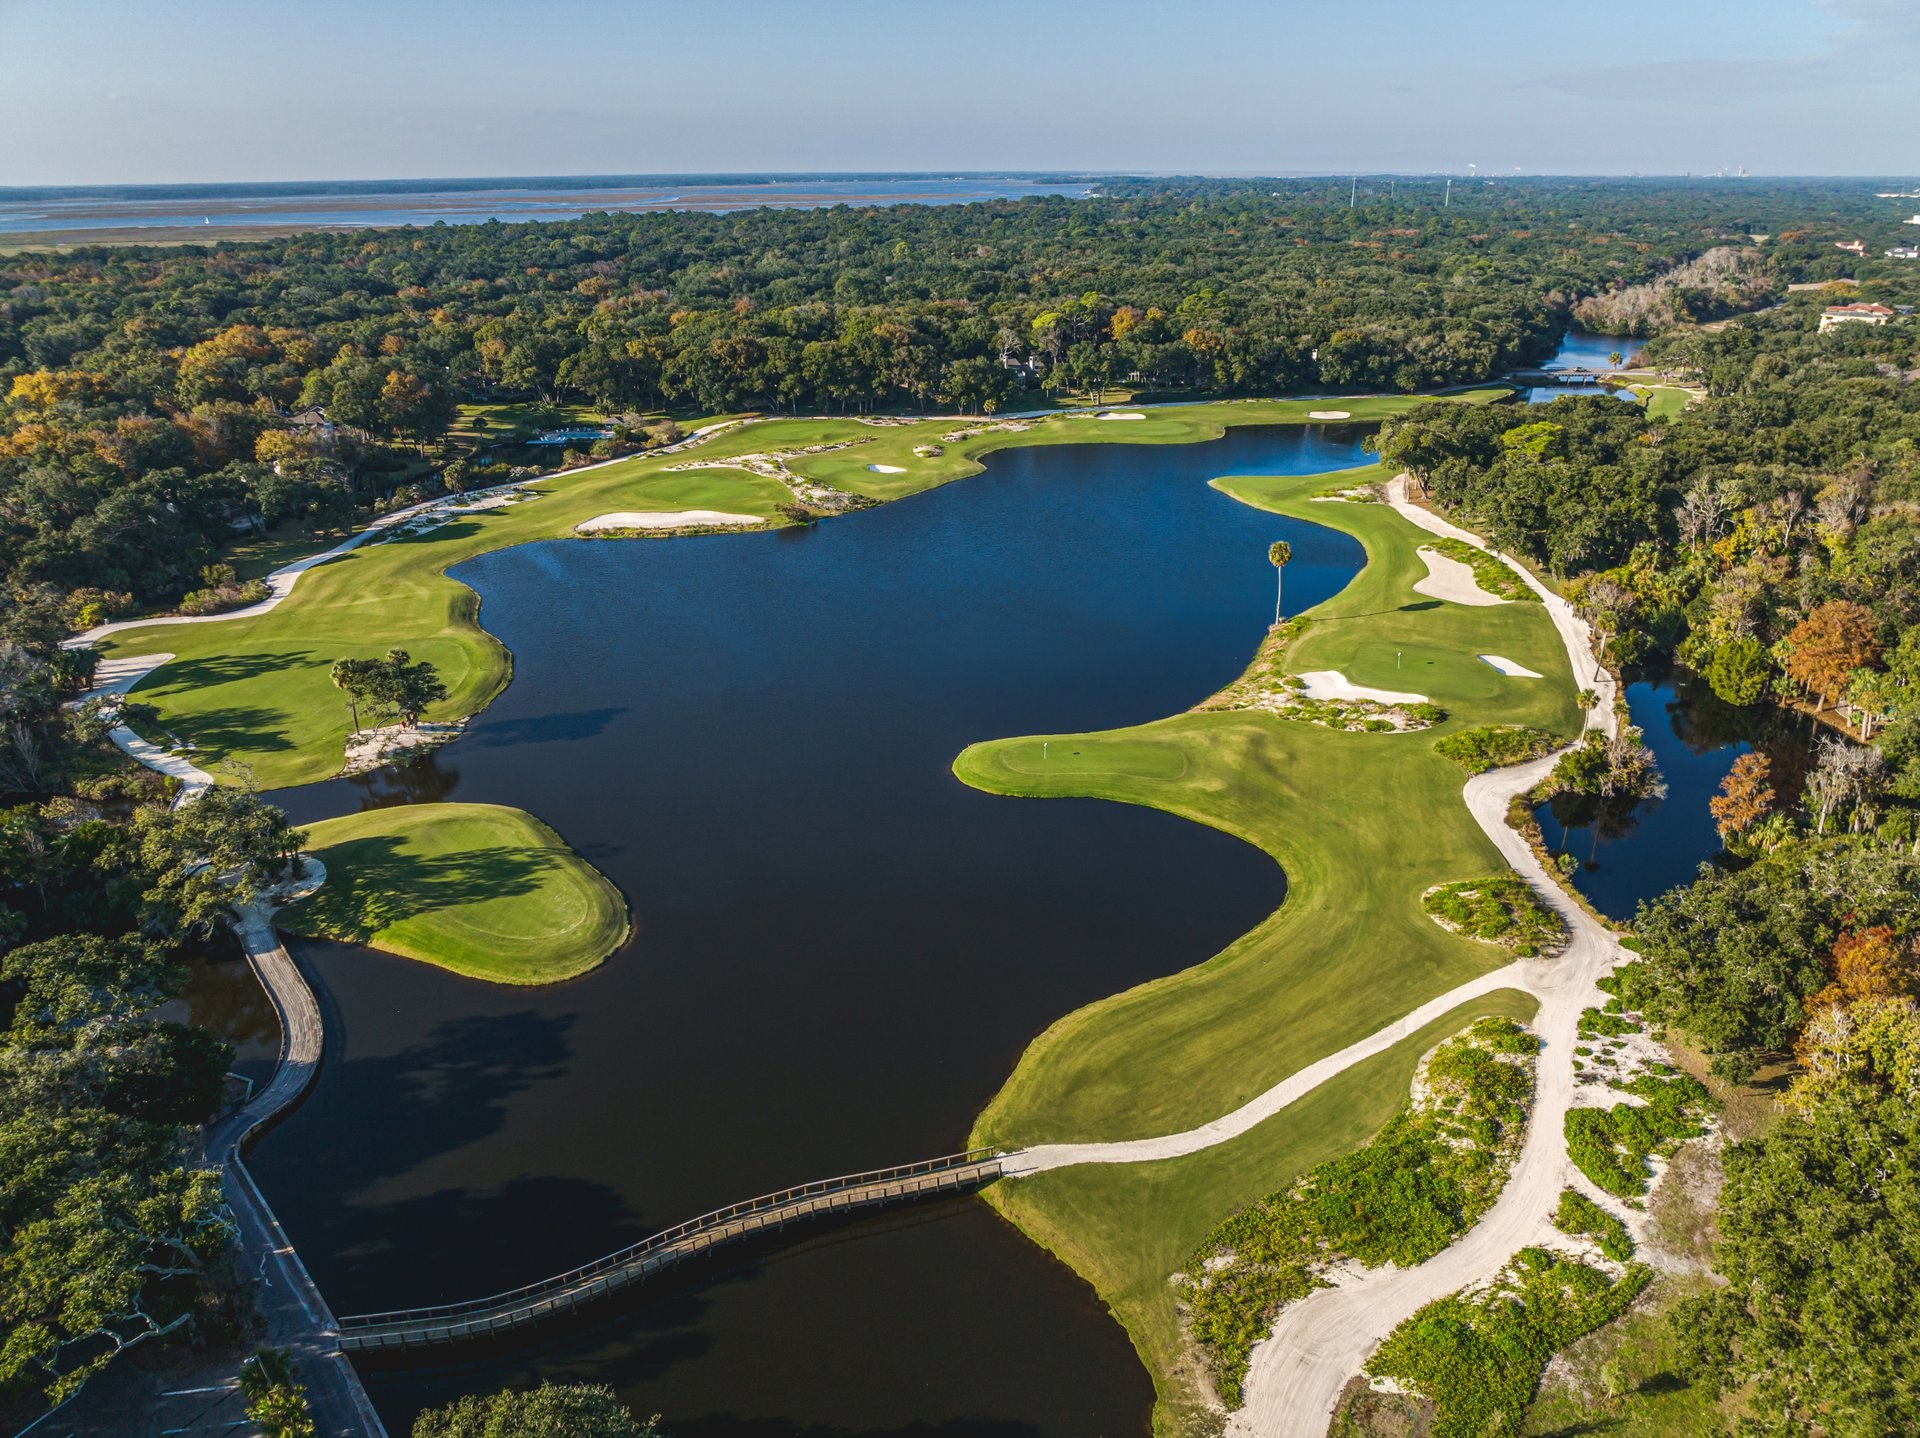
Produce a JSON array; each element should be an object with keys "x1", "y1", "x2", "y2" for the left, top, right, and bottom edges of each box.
[
  {"x1": 1308, "y1": 409, "x2": 1352, "y2": 420},
  {"x1": 1414, "y1": 547, "x2": 1507, "y2": 607},
  {"x1": 1097, "y1": 411, "x2": 1146, "y2": 420},
  {"x1": 1478, "y1": 654, "x2": 1544, "y2": 678},
  {"x1": 867, "y1": 463, "x2": 907, "y2": 473},
  {"x1": 1295, "y1": 671, "x2": 1430, "y2": 706},
  {"x1": 575, "y1": 510, "x2": 765, "y2": 532}
]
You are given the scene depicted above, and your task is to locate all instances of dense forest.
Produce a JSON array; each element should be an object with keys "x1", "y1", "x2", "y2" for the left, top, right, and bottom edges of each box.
[
  {"x1": 2, "y1": 176, "x2": 1918, "y2": 1430},
  {"x1": 0, "y1": 177, "x2": 1899, "y2": 610},
  {"x1": 1375, "y1": 259, "x2": 1919, "y2": 1434}
]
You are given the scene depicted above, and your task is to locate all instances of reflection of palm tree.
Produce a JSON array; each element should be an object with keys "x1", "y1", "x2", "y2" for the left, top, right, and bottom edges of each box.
[{"x1": 1269, "y1": 540, "x2": 1293, "y2": 624}]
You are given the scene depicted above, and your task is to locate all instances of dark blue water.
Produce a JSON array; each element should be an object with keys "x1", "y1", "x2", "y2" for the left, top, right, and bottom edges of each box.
[
  {"x1": 1533, "y1": 663, "x2": 1813, "y2": 918},
  {"x1": 1522, "y1": 327, "x2": 1640, "y2": 405},
  {"x1": 260, "y1": 424, "x2": 1369, "y2": 1436},
  {"x1": 0, "y1": 176, "x2": 1093, "y2": 236}
]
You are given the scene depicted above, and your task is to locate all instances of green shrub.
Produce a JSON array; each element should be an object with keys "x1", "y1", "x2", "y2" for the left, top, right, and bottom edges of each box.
[
  {"x1": 1367, "y1": 1249, "x2": 1651, "y2": 1438},
  {"x1": 1185, "y1": 1019, "x2": 1536, "y2": 1404},
  {"x1": 1423, "y1": 537, "x2": 1540, "y2": 602},
  {"x1": 1564, "y1": 1073, "x2": 1712, "y2": 1199},
  {"x1": 1552, "y1": 1188, "x2": 1635, "y2": 1261},
  {"x1": 1433, "y1": 724, "x2": 1558, "y2": 774},
  {"x1": 1423, "y1": 877, "x2": 1565, "y2": 952}
]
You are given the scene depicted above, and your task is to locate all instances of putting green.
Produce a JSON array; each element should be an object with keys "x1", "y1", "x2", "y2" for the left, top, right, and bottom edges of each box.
[
  {"x1": 279, "y1": 802, "x2": 628, "y2": 984},
  {"x1": 98, "y1": 393, "x2": 1506, "y2": 789},
  {"x1": 959, "y1": 468, "x2": 1580, "y2": 1428}
]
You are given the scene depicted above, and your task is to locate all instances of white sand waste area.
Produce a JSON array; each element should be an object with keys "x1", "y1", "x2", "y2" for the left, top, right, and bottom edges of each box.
[
  {"x1": 575, "y1": 510, "x2": 765, "y2": 532},
  {"x1": 867, "y1": 463, "x2": 907, "y2": 473},
  {"x1": 1414, "y1": 546, "x2": 1507, "y2": 607},
  {"x1": 1478, "y1": 654, "x2": 1544, "y2": 678},
  {"x1": 1294, "y1": 671, "x2": 1429, "y2": 705},
  {"x1": 1308, "y1": 409, "x2": 1352, "y2": 420},
  {"x1": 1097, "y1": 411, "x2": 1146, "y2": 420}
]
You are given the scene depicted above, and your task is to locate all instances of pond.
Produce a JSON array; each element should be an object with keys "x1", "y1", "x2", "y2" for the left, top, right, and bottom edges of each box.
[
  {"x1": 1521, "y1": 326, "x2": 1641, "y2": 405},
  {"x1": 1533, "y1": 660, "x2": 1817, "y2": 919},
  {"x1": 253, "y1": 423, "x2": 1372, "y2": 1435}
]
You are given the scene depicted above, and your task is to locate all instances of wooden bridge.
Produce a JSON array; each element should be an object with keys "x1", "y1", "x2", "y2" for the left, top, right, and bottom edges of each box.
[
  {"x1": 334, "y1": 1149, "x2": 1006, "y2": 1351},
  {"x1": 1506, "y1": 367, "x2": 1612, "y2": 386}
]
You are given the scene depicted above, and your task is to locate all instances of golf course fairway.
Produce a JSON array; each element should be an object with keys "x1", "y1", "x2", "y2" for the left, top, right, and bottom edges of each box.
[
  {"x1": 279, "y1": 802, "x2": 628, "y2": 983},
  {"x1": 957, "y1": 467, "x2": 1581, "y2": 1430}
]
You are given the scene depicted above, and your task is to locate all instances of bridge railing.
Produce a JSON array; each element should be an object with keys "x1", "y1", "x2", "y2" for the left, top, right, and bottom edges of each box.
[{"x1": 336, "y1": 1147, "x2": 1002, "y2": 1334}]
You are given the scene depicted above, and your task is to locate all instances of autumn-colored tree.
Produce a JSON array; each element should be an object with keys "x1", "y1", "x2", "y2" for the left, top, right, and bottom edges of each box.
[
  {"x1": 1709, "y1": 752, "x2": 1775, "y2": 840},
  {"x1": 1783, "y1": 600, "x2": 1882, "y2": 710},
  {"x1": 1805, "y1": 927, "x2": 1920, "y2": 1017}
]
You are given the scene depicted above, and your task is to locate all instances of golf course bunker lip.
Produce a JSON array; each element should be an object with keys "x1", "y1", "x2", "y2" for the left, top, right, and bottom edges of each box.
[
  {"x1": 1478, "y1": 654, "x2": 1544, "y2": 678},
  {"x1": 1096, "y1": 411, "x2": 1147, "y2": 420},
  {"x1": 1308, "y1": 409, "x2": 1352, "y2": 420},
  {"x1": 1414, "y1": 546, "x2": 1508, "y2": 607},
  {"x1": 574, "y1": 510, "x2": 766, "y2": 532},
  {"x1": 866, "y1": 463, "x2": 907, "y2": 473},
  {"x1": 1294, "y1": 670, "x2": 1430, "y2": 705}
]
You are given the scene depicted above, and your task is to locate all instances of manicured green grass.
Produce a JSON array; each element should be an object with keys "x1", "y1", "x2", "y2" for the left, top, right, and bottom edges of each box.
[
  {"x1": 984, "y1": 990, "x2": 1538, "y2": 1438},
  {"x1": 279, "y1": 802, "x2": 628, "y2": 984},
  {"x1": 959, "y1": 472, "x2": 1580, "y2": 1432},
  {"x1": 101, "y1": 395, "x2": 1506, "y2": 789},
  {"x1": 960, "y1": 469, "x2": 1578, "y2": 1147}
]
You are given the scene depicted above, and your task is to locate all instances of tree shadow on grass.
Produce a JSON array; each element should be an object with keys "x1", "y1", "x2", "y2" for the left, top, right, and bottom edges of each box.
[
  {"x1": 164, "y1": 704, "x2": 302, "y2": 754},
  {"x1": 152, "y1": 650, "x2": 311, "y2": 689},
  {"x1": 289, "y1": 835, "x2": 570, "y2": 941}
]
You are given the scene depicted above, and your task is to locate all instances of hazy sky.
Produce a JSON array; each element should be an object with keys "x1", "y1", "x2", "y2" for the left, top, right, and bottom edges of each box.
[{"x1": 3, "y1": 0, "x2": 1916, "y2": 186}]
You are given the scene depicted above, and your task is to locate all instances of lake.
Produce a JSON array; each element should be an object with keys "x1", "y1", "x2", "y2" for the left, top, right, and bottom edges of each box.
[{"x1": 250, "y1": 423, "x2": 1370, "y2": 1434}]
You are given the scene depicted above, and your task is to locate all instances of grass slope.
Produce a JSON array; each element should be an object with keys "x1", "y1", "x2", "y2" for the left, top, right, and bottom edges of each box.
[
  {"x1": 986, "y1": 990, "x2": 1538, "y2": 1438},
  {"x1": 958, "y1": 469, "x2": 1579, "y2": 1430},
  {"x1": 961, "y1": 467, "x2": 1577, "y2": 1146},
  {"x1": 280, "y1": 802, "x2": 628, "y2": 984},
  {"x1": 100, "y1": 393, "x2": 1505, "y2": 789}
]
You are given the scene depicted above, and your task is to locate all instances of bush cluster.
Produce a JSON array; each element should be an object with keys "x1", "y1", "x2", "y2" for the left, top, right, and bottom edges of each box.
[
  {"x1": 1366, "y1": 1248, "x2": 1652, "y2": 1438},
  {"x1": 1422, "y1": 876, "x2": 1565, "y2": 955},
  {"x1": 1183, "y1": 1018, "x2": 1536, "y2": 1404},
  {"x1": 1552, "y1": 1187, "x2": 1635, "y2": 1262},
  {"x1": 1432, "y1": 724, "x2": 1558, "y2": 774},
  {"x1": 1564, "y1": 1071, "x2": 1712, "y2": 1199}
]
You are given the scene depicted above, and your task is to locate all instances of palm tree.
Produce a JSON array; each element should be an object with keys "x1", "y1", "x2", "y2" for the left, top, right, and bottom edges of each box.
[{"x1": 1268, "y1": 540, "x2": 1293, "y2": 624}]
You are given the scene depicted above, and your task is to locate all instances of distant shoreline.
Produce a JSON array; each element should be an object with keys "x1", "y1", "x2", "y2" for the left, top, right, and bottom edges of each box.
[{"x1": 0, "y1": 173, "x2": 1102, "y2": 250}]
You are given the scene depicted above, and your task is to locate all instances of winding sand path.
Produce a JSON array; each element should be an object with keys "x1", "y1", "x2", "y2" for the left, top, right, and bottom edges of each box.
[{"x1": 999, "y1": 477, "x2": 1624, "y2": 1437}]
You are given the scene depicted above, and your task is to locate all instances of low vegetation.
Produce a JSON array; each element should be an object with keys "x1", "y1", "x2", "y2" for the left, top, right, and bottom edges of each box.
[
  {"x1": 1422, "y1": 876, "x2": 1564, "y2": 955},
  {"x1": 1366, "y1": 1248, "x2": 1652, "y2": 1438},
  {"x1": 1432, "y1": 723, "x2": 1558, "y2": 774},
  {"x1": 279, "y1": 803, "x2": 627, "y2": 983},
  {"x1": 1564, "y1": 1072, "x2": 1713, "y2": 1200},
  {"x1": 1181, "y1": 1017, "x2": 1537, "y2": 1405},
  {"x1": 1422, "y1": 536, "x2": 1539, "y2": 602},
  {"x1": 1553, "y1": 1188, "x2": 1635, "y2": 1262}
]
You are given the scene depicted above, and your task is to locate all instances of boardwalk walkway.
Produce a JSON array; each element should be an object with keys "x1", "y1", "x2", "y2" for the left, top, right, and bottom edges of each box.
[
  {"x1": 334, "y1": 1152, "x2": 1004, "y2": 1351},
  {"x1": 216, "y1": 874, "x2": 388, "y2": 1436}
]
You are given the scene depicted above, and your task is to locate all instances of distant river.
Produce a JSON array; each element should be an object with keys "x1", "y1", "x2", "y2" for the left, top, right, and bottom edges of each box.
[{"x1": 246, "y1": 424, "x2": 1369, "y2": 1437}]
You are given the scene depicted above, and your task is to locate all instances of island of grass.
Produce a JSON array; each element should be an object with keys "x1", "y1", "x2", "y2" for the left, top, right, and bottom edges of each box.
[
  {"x1": 955, "y1": 466, "x2": 1583, "y2": 1431},
  {"x1": 279, "y1": 802, "x2": 628, "y2": 984},
  {"x1": 90, "y1": 392, "x2": 1507, "y2": 790}
]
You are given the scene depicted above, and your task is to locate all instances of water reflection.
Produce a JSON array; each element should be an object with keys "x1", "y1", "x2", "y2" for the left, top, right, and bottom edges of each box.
[{"x1": 1535, "y1": 661, "x2": 1815, "y2": 917}]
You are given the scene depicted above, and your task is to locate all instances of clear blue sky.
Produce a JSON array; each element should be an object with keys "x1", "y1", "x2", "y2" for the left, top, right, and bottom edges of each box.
[{"x1": 3, "y1": 0, "x2": 1915, "y2": 185}]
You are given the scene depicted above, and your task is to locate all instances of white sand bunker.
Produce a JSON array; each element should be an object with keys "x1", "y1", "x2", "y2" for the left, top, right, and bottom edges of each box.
[
  {"x1": 867, "y1": 463, "x2": 907, "y2": 473},
  {"x1": 1479, "y1": 654, "x2": 1544, "y2": 678},
  {"x1": 1097, "y1": 411, "x2": 1146, "y2": 420},
  {"x1": 1308, "y1": 410, "x2": 1352, "y2": 420},
  {"x1": 1415, "y1": 547, "x2": 1507, "y2": 607},
  {"x1": 575, "y1": 510, "x2": 766, "y2": 532},
  {"x1": 1295, "y1": 671, "x2": 1430, "y2": 705}
]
